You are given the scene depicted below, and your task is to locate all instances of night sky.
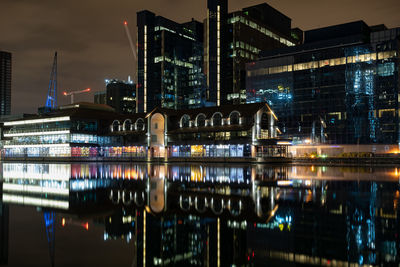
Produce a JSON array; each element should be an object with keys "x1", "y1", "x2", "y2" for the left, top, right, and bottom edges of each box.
[{"x1": 1, "y1": 0, "x2": 399, "y2": 114}]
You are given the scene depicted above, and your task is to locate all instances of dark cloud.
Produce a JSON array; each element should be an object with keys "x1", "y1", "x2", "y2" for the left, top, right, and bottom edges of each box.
[{"x1": 0, "y1": 0, "x2": 399, "y2": 114}]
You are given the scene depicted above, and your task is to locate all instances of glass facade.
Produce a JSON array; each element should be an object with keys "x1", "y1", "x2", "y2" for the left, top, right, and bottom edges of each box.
[
  {"x1": 169, "y1": 144, "x2": 250, "y2": 158},
  {"x1": 0, "y1": 51, "x2": 11, "y2": 116},
  {"x1": 247, "y1": 23, "x2": 400, "y2": 144},
  {"x1": 1, "y1": 103, "x2": 289, "y2": 159},
  {"x1": 225, "y1": 10, "x2": 298, "y2": 105},
  {"x1": 105, "y1": 79, "x2": 136, "y2": 114},
  {"x1": 137, "y1": 11, "x2": 206, "y2": 112}
]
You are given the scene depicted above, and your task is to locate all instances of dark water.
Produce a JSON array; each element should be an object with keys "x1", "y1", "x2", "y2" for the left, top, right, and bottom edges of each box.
[{"x1": 0, "y1": 162, "x2": 399, "y2": 267}]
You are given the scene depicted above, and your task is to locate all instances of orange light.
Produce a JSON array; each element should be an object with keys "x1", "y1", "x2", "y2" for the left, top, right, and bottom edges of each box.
[
  {"x1": 61, "y1": 218, "x2": 66, "y2": 227},
  {"x1": 85, "y1": 88, "x2": 91, "y2": 92},
  {"x1": 124, "y1": 21, "x2": 128, "y2": 25},
  {"x1": 84, "y1": 222, "x2": 89, "y2": 230},
  {"x1": 63, "y1": 92, "x2": 67, "y2": 96}
]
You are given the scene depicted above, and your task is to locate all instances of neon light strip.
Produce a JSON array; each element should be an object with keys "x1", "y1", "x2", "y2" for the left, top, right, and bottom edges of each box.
[
  {"x1": 4, "y1": 130, "x2": 70, "y2": 137},
  {"x1": 277, "y1": 141, "x2": 292, "y2": 145},
  {"x1": 4, "y1": 143, "x2": 70, "y2": 148},
  {"x1": 143, "y1": 210, "x2": 146, "y2": 267},
  {"x1": 4, "y1": 173, "x2": 70, "y2": 181},
  {"x1": 4, "y1": 116, "x2": 70, "y2": 126},
  {"x1": 217, "y1": 5, "x2": 221, "y2": 106},
  {"x1": 3, "y1": 183, "x2": 69, "y2": 196},
  {"x1": 217, "y1": 217, "x2": 220, "y2": 267},
  {"x1": 3, "y1": 194, "x2": 69, "y2": 209},
  {"x1": 144, "y1": 25, "x2": 147, "y2": 113}
]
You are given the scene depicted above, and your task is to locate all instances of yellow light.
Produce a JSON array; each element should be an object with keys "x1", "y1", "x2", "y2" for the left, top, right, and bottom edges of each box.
[
  {"x1": 277, "y1": 180, "x2": 292, "y2": 186},
  {"x1": 277, "y1": 141, "x2": 291, "y2": 145},
  {"x1": 143, "y1": 210, "x2": 146, "y2": 267}
]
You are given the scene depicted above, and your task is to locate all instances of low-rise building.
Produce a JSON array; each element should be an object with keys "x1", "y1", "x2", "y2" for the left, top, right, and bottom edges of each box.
[{"x1": 0, "y1": 102, "x2": 289, "y2": 160}]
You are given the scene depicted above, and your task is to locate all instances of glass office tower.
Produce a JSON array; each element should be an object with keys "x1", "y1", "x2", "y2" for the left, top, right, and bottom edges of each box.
[
  {"x1": 205, "y1": 2, "x2": 300, "y2": 106},
  {"x1": 0, "y1": 51, "x2": 11, "y2": 116},
  {"x1": 247, "y1": 21, "x2": 400, "y2": 144},
  {"x1": 105, "y1": 79, "x2": 136, "y2": 114},
  {"x1": 137, "y1": 11, "x2": 205, "y2": 112}
]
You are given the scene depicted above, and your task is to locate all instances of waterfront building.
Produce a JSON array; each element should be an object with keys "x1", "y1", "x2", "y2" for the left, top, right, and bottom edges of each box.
[
  {"x1": 0, "y1": 103, "x2": 134, "y2": 158},
  {"x1": 105, "y1": 79, "x2": 136, "y2": 114},
  {"x1": 205, "y1": 1, "x2": 300, "y2": 106},
  {"x1": 0, "y1": 102, "x2": 289, "y2": 160},
  {"x1": 137, "y1": 11, "x2": 205, "y2": 112},
  {"x1": 246, "y1": 21, "x2": 400, "y2": 145},
  {"x1": 111, "y1": 102, "x2": 288, "y2": 159},
  {"x1": 0, "y1": 51, "x2": 11, "y2": 116}
]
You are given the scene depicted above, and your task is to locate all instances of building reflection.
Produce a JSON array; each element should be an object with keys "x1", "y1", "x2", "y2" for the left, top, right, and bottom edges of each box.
[
  {"x1": 0, "y1": 162, "x2": 400, "y2": 266},
  {"x1": 0, "y1": 179, "x2": 9, "y2": 266}
]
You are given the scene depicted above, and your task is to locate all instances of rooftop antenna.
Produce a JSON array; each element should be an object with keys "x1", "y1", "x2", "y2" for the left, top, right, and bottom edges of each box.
[{"x1": 45, "y1": 52, "x2": 58, "y2": 109}]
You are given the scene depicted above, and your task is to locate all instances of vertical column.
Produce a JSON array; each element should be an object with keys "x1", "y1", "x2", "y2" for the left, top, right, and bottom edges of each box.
[
  {"x1": 144, "y1": 25, "x2": 147, "y2": 113},
  {"x1": 217, "y1": 5, "x2": 221, "y2": 106},
  {"x1": 143, "y1": 210, "x2": 146, "y2": 267},
  {"x1": 217, "y1": 217, "x2": 220, "y2": 267}
]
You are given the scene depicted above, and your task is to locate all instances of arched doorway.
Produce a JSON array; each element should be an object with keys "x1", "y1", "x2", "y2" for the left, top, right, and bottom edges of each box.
[{"x1": 150, "y1": 113, "x2": 165, "y2": 157}]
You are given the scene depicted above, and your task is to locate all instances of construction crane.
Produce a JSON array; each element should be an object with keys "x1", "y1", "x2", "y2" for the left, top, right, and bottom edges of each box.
[
  {"x1": 45, "y1": 52, "x2": 58, "y2": 109},
  {"x1": 63, "y1": 88, "x2": 91, "y2": 104},
  {"x1": 123, "y1": 20, "x2": 137, "y2": 66},
  {"x1": 123, "y1": 20, "x2": 139, "y2": 113}
]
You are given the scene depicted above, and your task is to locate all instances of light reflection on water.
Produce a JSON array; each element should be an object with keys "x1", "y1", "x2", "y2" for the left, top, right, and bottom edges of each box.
[{"x1": 0, "y1": 162, "x2": 399, "y2": 266}]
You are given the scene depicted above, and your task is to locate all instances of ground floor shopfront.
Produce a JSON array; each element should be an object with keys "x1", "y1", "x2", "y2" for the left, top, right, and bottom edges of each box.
[{"x1": 1, "y1": 143, "x2": 289, "y2": 161}]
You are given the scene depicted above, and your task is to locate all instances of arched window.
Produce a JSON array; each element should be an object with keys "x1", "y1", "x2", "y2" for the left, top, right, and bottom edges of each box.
[
  {"x1": 180, "y1": 114, "x2": 190, "y2": 128},
  {"x1": 123, "y1": 119, "x2": 132, "y2": 131},
  {"x1": 135, "y1": 118, "x2": 145, "y2": 131},
  {"x1": 196, "y1": 113, "x2": 206, "y2": 127},
  {"x1": 261, "y1": 113, "x2": 269, "y2": 129},
  {"x1": 212, "y1": 113, "x2": 223, "y2": 126},
  {"x1": 229, "y1": 111, "x2": 240, "y2": 125},
  {"x1": 112, "y1": 120, "x2": 120, "y2": 132}
]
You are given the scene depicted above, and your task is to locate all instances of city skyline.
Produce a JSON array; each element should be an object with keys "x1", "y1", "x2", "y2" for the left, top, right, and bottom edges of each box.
[{"x1": 1, "y1": 0, "x2": 399, "y2": 114}]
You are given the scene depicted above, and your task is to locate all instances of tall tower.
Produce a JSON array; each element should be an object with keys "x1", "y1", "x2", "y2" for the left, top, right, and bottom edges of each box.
[
  {"x1": 137, "y1": 11, "x2": 205, "y2": 112},
  {"x1": 205, "y1": 0, "x2": 228, "y2": 106},
  {"x1": 0, "y1": 51, "x2": 11, "y2": 115},
  {"x1": 137, "y1": 11, "x2": 155, "y2": 113}
]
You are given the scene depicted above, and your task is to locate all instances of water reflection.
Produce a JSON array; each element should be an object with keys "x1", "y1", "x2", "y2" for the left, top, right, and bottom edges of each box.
[{"x1": 0, "y1": 162, "x2": 399, "y2": 266}]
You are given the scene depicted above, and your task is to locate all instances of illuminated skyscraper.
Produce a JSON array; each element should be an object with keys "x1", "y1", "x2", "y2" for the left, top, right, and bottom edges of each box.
[
  {"x1": 204, "y1": 0, "x2": 228, "y2": 107},
  {"x1": 137, "y1": 11, "x2": 205, "y2": 112},
  {"x1": 205, "y1": 2, "x2": 300, "y2": 106},
  {"x1": 105, "y1": 79, "x2": 136, "y2": 114},
  {"x1": 247, "y1": 21, "x2": 400, "y2": 144},
  {"x1": 0, "y1": 51, "x2": 11, "y2": 115}
]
